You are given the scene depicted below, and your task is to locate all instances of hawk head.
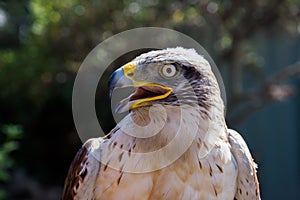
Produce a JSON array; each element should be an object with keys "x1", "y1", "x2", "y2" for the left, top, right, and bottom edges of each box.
[{"x1": 109, "y1": 47, "x2": 224, "y2": 119}]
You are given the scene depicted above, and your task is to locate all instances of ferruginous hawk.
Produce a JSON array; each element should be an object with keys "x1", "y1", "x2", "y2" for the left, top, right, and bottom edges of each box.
[{"x1": 63, "y1": 47, "x2": 260, "y2": 200}]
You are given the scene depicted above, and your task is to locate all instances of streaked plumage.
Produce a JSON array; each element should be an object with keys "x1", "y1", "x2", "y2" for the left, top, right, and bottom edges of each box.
[{"x1": 63, "y1": 47, "x2": 260, "y2": 200}]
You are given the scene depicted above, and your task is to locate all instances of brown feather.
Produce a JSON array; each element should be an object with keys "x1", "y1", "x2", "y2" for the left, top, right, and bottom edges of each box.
[{"x1": 62, "y1": 146, "x2": 89, "y2": 199}]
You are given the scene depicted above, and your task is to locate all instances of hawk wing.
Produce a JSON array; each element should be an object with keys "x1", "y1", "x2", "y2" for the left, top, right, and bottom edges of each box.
[
  {"x1": 62, "y1": 138, "x2": 103, "y2": 200},
  {"x1": 228, "y1": 129, "x2": 261, "y2": 200}
]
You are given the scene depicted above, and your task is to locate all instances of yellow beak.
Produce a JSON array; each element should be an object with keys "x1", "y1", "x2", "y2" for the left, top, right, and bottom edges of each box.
[{"x1": 109, "y1": 62, "x2": 173, "y2": 113}]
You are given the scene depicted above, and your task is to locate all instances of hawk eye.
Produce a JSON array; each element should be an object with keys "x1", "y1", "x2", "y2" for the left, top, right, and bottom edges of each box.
[{"x1": 160, "y1": 63, "x2": 179, "y2": 78}]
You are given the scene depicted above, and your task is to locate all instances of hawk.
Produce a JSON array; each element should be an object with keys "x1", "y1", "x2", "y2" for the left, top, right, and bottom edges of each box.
[{"x1": 63, "y1": 47, "x2": 260, "y2": 200}]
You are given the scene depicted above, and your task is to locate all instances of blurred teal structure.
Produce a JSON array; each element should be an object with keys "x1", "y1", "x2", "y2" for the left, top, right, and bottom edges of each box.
[{"x1": 235, "y1": 33, "x2": 300, "y2": 199}]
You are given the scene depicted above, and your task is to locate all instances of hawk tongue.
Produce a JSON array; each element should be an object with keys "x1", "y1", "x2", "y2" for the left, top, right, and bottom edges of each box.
[
  {"x1": 130, "y1": 86, "x2": 167, "y2": 101},
  {"x1": 115, "y1": 86, "x2": 168, "y2": 113}
]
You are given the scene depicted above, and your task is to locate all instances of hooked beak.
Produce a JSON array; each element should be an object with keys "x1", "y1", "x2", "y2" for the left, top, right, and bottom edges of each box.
[{"x1": 109, "y1": 62, "x2": 173, "y2": 113}]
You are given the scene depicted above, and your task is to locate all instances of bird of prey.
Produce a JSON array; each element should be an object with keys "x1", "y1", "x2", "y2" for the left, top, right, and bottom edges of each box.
[{"x1": 63, "y1": 47, "x2": 260, "y2": 200}]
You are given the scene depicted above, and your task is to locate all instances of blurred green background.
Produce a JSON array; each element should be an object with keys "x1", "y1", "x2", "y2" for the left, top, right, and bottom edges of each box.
[{"x1": 0, "y1": 0, "x2": 300, "y2": 199}]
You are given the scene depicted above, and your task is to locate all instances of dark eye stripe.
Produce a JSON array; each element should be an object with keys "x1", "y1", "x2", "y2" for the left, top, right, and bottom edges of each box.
[{"x1": 171, "y1": 63, "x2": 179, "y2": 71}]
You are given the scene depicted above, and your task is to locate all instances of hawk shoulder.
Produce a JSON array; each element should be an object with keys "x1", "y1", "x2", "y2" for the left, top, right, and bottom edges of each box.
[
  {"x1": 62, "y1": 137, "x2": 103, "y2": 200},
  {"x1": 228, "y1": 129, "x2": 261, "y2": 200}
]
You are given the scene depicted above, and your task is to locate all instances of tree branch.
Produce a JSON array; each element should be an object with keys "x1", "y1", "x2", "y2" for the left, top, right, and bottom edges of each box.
[{"x1": 228, "y1": 62, "x2": 300, "y2": 125}]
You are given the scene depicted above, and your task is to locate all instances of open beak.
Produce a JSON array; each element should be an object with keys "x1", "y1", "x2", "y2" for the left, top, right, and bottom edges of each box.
[{"x1": 109, "y1": 62, "x2": 173, "y2": 113}]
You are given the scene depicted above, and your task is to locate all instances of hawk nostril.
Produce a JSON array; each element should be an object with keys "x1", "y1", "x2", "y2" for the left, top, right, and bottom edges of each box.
[{"x1": 127, "y1": 72, "x2": 134, "y2": 77}]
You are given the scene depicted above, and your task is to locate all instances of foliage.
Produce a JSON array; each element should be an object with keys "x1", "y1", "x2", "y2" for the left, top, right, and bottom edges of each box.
[{"x1": 0, "y1": 124, "x2": 23, "y2": 200}]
